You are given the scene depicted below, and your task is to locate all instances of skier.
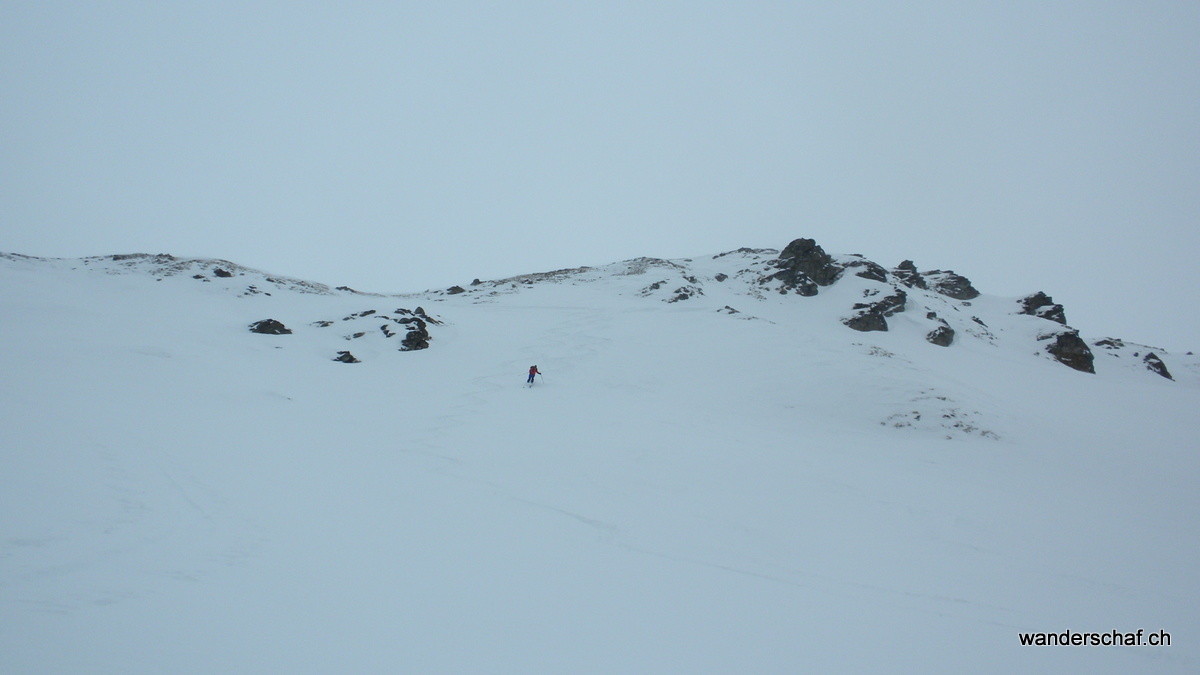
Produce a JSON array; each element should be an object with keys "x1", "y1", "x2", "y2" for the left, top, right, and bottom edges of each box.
[{"x1": 527, "y1": 365, "x2": 541, "y2": 385}]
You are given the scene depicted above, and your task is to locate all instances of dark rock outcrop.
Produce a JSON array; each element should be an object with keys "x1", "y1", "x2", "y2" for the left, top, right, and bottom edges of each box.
[
  {"x1": 333, "y1": 351, "x2": 360, "y2": 364},
  {"x1": 214, "y1": 268, "x2": 233, "y2": 278},
  {"x1": 1018, "y1": 292, "x2": 1067, "y2": 324},
  {"x1": 844, "y1": 311, "x2": 888, "y2": 332},
  {"x1": 400, "y1": 319, "x2": 430, "y2": 351},
  {"x1": 446, "y1": 286, "x2": 466, "y2": 295},
  {"x1": 893, "y1": 260, "x2": 927, "y2": 289},
  {"x1": 248, "y1": 319, "x2": 292, "y2": 335},
  {"x1": 1143, "y1": 353, "x2": 1173, "y2": 380},
  {"x1": 1041, "y1": 330, "x2": 1095, "y2": 373},
  {"x1": 923, "y1": 270, "x2": 980, "y2": 300},
  {"x1": 844, "y1": 289, "x2": 907, "y2": 332},
  {"x1": 764, "y1": 238, "x2": 843, "y2": 295},
  {"x1": 873, "y1": 289, "x2": 907, "y2": 317},
  {"x1": 842, "y1": 257, "x2": 888, "y2": 283}
]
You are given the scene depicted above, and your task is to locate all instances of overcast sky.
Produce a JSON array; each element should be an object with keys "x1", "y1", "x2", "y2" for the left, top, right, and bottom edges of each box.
[{"x1": 3, "y1": 2, "x2": 1197, "y2": 350}]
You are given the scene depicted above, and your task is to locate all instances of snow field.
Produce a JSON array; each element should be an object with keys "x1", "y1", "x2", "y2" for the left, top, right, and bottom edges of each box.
[{"x1": 2, "y1": 254, "x2": 1197, "y2": 672}]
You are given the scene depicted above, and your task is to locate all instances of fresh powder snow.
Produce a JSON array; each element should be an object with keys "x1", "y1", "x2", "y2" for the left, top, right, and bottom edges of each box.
[{"x1": 1, "y1": 248, "x2": 1197, "y2": 673}]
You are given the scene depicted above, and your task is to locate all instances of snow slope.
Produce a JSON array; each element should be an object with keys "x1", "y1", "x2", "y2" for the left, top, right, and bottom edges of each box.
[{"x1": 1, "y1": 249, "x2": 1197, "y2": 673}]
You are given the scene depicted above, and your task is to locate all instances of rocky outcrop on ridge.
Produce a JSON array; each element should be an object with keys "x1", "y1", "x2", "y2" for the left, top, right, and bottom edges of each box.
[
  {"x1": 1018, "y1": 292, "x2": 1067, "y2": 324},
  {"x1": 761, "y1": 238, "x2": 843, "y2": 296},
  {"x1": 9, "y1": 244, "x2": 1181, "y2": 381},
  {"x1": 91, "y1": 253, "x2": 345, "y2": 296},
  {"x1": 892, "y1": 260, "x2": 928, "y2": 289},
  {"x1": 1041, "y1": 330, "x2": 1096, "y2": 374},
  {"x1": 842, "y1": 256, "x2": 889, "y2": 283},
  {"x1": 304, "y1": 306, "x2": 442, "y2": 357},
  {"x1": 922, "y1": 269, "x2": 980, "y2": 300},
  {"x1": 1143, "y1": 352, "x2": 1173, "y2": 380}
]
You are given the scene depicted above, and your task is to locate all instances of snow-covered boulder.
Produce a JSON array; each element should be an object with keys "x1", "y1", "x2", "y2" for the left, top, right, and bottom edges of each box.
[{"x1": 248, "y1": 319, "x2": 292, "y2": 335}]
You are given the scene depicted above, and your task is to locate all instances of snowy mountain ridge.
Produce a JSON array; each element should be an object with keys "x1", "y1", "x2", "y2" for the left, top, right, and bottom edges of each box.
[
  {"x1": 2, "y1": 239, "x2": 1197, "y2": 672},
  {"x1": 8, "y1": 237, "x2": 1186, "y2": 384}
]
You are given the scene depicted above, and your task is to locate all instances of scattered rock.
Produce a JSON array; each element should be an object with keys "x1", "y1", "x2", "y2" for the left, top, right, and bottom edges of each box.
[
  {"x1": 446, "y1": 286, "x2": 466, "y2": 295},
  {"x1": 1094, "y1": 338, "x2": 1125, "y2": 349},
  {"x1": 471, "y1": 278, "x2": 483, "y2": 286},
  {"x1": 333, "y1": 351, "x2": 360, "y2": 364},
  {"x1": 1143, "y1": 353, "x2": 1173, "y2": 380},
  {"x1": 1041, "y1": 330, "x2": 1095, "y2": 373},
  {"x1": 666, "y1": 286, "x2": 703, "y2": 303},
  {"x1": 312, "y1": 320, "x2": 333, "y2": 328},
  {"x1": 1018, "y1": 292, "x2": 1067, "y2": 324},
  {"x1": 248, "y1": 319, "x2": 292, "y2": 335},
  {"x1": 714, "y1": 273, "x2": 728, "y2": 282},
  {"x1": 213, "y1": 268, "x2": 233, "y2": 278},
  {"x1": 640, "y1": 280, "x2": 667, "y2": 296}
]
